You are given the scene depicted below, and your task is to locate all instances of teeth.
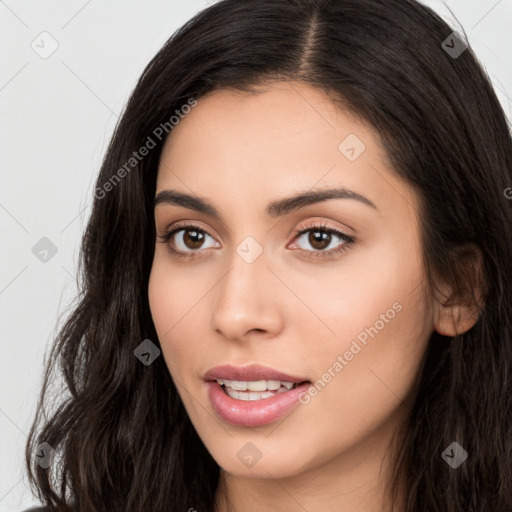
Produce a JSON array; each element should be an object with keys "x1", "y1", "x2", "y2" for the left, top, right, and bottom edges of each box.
[
  {"x1": 224, "y1": 388, "x2": 284, "y2": 401},
  {"x1": 216, "y1": 379, "x2": 298, "y2": 394},
  {"x1": 226, "y1": 388, "x2": 279, "y2": 401},
  {"x1": 266, "y1": 380, "x2": 282, "y2": 390}
]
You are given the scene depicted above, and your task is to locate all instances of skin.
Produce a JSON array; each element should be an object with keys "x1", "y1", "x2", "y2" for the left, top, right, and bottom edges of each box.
[{"x1": 148, "y1": 81, "x2": 480, "y2": 512}]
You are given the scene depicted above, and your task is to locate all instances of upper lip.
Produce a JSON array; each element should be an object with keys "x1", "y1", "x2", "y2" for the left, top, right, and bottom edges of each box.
[{"x1": 203, "y1": 364, "x2": 309, "y2": 383}]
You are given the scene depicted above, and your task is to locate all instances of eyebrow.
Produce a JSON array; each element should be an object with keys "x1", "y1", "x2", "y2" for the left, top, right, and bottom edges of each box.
[{"x1": 153, "y1": 187, "x2": 378, "y2": 218}]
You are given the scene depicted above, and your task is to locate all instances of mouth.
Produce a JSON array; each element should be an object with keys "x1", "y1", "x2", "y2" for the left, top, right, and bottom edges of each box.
[
  {"x1": 203, "y1": 364, "x2": 312, "y2": 426},
  {"x1": 215, "y1": 378, "x2": 310, "y2": 401},
  {"x1": 206, "y1": 378, "x2": 312, "y2": 427}
]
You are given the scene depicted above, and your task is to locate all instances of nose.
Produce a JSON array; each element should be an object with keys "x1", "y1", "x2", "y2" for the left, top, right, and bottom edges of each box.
[{"x1": 210, "y1": 245, "x2": 284, "y2": 342}]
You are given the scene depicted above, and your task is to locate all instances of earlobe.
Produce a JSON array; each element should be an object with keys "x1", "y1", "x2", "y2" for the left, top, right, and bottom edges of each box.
[
  {"x1": 432, "y1": 245, "x2": 486, "y2": 337},
  {"x1": 434, "y1": 299, "x2": 482, "y2": 337}
]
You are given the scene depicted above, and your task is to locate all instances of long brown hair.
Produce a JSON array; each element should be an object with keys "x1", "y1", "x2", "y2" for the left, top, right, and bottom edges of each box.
[{"x1": 25, "y1": 0, "x2": 512, "y2": 510}]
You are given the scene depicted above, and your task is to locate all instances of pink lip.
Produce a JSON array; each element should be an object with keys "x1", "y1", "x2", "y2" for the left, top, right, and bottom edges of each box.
[
  {"x1": 203, "y1": 364, "x2": 308, "y2": 383},
  {"x1": 206, "y1": 380, "x2": 311, "y2": 427},
  {"x1": 203, "y1": 364, "x2": 311, "y2": 427}
]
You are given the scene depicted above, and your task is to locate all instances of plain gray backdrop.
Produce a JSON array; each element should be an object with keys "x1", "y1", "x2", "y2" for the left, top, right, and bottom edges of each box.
[{"x1": 1, "y1": 0, "x2": 511, "y2": 510}]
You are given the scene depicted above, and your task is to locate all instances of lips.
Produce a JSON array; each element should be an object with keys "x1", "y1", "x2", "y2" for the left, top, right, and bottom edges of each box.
[
  {"x1": 203, "y1": 363, "x2": 309, "y2": 384},
  {"x1": 206, "y1": 380, "x2": 312, "y2": 427},
  {"x1": 203, "y1": 364, "x2": 311, "y2": 427}
]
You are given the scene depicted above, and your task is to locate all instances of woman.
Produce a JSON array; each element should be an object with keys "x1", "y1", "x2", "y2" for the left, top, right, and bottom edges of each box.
[{"x1": 24, "y1": 0, "x2": 512, "y2": 510}]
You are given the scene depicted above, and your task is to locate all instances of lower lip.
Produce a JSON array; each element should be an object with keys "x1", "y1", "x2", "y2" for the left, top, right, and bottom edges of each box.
[{"x1": 206, "y1": 380, "x2": 311, "y2": 427}]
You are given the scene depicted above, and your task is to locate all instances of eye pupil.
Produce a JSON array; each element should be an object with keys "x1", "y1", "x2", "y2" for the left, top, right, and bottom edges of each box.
[
  {"x1": 309, "y1": 230, "x2": 331, "y2": 250},
  {"x1": 184, "y1": 229, "x2": 205, "y2": 249}
]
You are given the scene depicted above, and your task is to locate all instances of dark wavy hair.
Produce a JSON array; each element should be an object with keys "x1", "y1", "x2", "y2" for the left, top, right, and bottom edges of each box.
[{"x1": 25, "y1": 0, "x2": 512, "y2": 510}]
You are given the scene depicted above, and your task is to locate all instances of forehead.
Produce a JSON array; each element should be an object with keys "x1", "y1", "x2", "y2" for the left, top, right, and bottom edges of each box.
[
  {"x1": 159, "y1": 83, "x2": 371, "y2": 175},
  {"x1": 161, "y1": 83, "x2": 372, "y2": 149},
  {"x1": 155, "y1": 81, "x2": 419, "y2": 224}
]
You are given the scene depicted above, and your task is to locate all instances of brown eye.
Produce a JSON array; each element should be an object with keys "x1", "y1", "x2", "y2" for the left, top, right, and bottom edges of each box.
[
  {"x1": 180, "y1": 228, "x2": 206, "y2": 249},
  {"x1": 307, "y1": 230, "x2": 332, "y2": 250},
  {"x1": 291, "y1": 222, "x2": 355, "y2": 260},
  {"x1": 158, "y1": 223, "x2": 219, "y2": 258}
]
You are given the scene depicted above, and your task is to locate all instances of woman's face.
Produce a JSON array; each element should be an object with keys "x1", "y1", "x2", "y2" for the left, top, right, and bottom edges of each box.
[{"x1": 148, "y1": 81, "x2": 435, "y2": 479}]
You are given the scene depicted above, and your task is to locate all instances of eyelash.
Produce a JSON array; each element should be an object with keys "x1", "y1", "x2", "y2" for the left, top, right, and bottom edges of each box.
[{"x1": 157, "y1": 221, "x2": 355, "y2": 261}]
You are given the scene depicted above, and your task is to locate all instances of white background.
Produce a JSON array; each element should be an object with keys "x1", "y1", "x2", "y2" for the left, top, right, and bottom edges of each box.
[{"x1": 1, "y1": 0, "x2": 511, "y2": 510}]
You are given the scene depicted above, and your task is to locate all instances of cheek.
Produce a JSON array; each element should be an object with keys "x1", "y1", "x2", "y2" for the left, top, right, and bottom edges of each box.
[
  {"x1": 294, "y1": 235, "x2": 425, "y2": 341},
  {"x1": 148, "y1": 261, "x2": 172, "y2": 339},
  {"x1": 148, "y1": 254, "x2": 197, "y2": 334},
  {"x1": 148, "y1": 257, "x2": 211, "y2": 376},
  {"x1": 317, "y1": 291, "x2": 429, "y2": 405},
  {"x1": 297, "y1": 235, "x2": 431, "y2": 409},
  {"x1": 287, "y1": 281, "x2": 430, "y2": 473},
  {"x1": 148, "y1": 260, "x2": 185, "y2": 369}
]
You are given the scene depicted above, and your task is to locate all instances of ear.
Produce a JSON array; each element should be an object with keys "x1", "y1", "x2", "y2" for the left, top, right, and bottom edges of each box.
[{"x1": 433, "y1": 244, "x2": 486, "y2": 337}]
